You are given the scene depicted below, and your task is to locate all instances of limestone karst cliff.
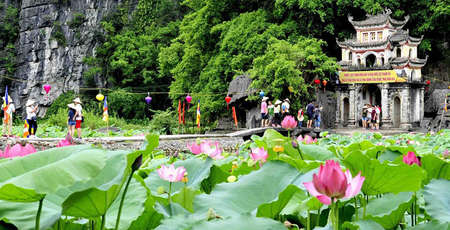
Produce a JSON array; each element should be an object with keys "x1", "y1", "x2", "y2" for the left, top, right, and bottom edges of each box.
[{"x1": 0, "y1": 0, "x2": 136, "y2": 116}]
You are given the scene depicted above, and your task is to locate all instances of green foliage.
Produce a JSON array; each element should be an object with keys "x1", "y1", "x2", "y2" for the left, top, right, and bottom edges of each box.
[
  {"x1": 68, "y1": 13, "x2": 86, "y2": 29},
  {"x1": 147, "y1": 109, "x2": 179, "y2": 135},
  {"x1": 0, "y1": 4, "x2": 19, "y2": 81},
  {"x1": 51, "y1": 22, "x2": 66, "y2": 46}
]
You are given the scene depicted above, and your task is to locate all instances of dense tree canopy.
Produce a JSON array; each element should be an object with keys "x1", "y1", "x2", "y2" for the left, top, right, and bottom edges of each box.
[{"x1": 83, "y1": 0, "x2": 449, "y2": 120}]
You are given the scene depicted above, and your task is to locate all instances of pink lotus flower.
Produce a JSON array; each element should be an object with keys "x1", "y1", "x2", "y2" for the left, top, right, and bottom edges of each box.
[
  {"x1": 303, "y1": 160, "x2": 365, "y2": 205},
  {"x1": 281, "y1": 116, "x2": 297, "y2": 130},
  {"x1": 443, "y1": 149, "x2": 449, "y2": 159},
  {"x1": 157, "y1": 164, "x2": 187, "y2": 182},
  {"x1": 57, "y1": 139, "x2": 72, "y2": 147},
  {"x1": 403, "y1": 152, "x2": 421, "y2": 166},
  {"x1": 250, "y1": 147, "x2": 268, "y2": 167},
  {"x1": 200, "y1": 141, "x2": 224, "y2": 159},
  {"x1": 187, "y1": 142, "x2": 202, "y2": 155},
  {"x1": 297, "y1": 135, "x2": 317, "y2": 144},
  {"x1": 0, "y1": 144, "x2": 37, "y2": 158}
]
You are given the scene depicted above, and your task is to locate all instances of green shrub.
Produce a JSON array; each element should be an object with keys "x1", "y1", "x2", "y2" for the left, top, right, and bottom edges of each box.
[
  {"x1": 51, "y1": 22, "x2": 66, "y2": 46},
  {"x1": 68, "y1": 13, "x2": 86, "y2": 29},
  {"x1": 107, "y1": 89, "x2": 147, "y2": 119},
  {"x1": 148, "y1": 109, "x2": 179, "y2": 134}
]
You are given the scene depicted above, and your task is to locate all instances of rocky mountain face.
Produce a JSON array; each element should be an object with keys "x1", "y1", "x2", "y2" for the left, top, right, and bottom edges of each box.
[{"x1": 2, "y1": 0, "x2": 135, "y2": 116}]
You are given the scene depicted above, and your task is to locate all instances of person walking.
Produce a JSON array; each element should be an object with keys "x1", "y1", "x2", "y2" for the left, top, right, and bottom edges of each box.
[
  {"x1": 375, "y1": 105, "x2": 381, "y2": 130},
  {"x1": 261, "y1": 97, "x2": 268, "y2": 127},
  {"x1": 281, "y1": 98, "x2": 290, "y2": 119},
  {"x1": 2, "y1": 96, "x2": 15, "y2": 137},
  {"x1": 314, "y1": 104, "x2": 322, "y2": 129},
  {"x1": 73, "y1": 97, "x2": 83, "y2": 139},
  {"x1": 267, "y1": 101, "x2": 274, "y2": 127},
  {"x1": 371, "y1": 105, "x2": 377, "y2": 130},
  {"x1": 306, "y1": 102, "x2": 315, "y2": 128},
  {"x1": 297, "y1": 108, "x2": 304, "y2": 128},
  {"x1": 25, "y1": 100, "x2": 38, "y2": 138},
  {"x1": 67, "y1": 103, "x2": 76, "y2": 137},
  {"x1": 366, "y1": 104, "x2": 373, "y2": 130},
  {"x1": 361, "y1": 104, "x2": 368, "y2": 129},
  {"x1": 273, "y1": 100, "x2": 282, "y2": 127}
]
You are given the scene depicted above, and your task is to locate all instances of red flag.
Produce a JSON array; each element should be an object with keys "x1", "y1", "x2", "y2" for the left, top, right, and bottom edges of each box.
[
  {"x1": 177, "y1": 100, "x2": 181, "y2": 124},
  {"x1": 182, "y1": 101, "x2": 186, "y2": 124},
  {"x1": 232, "y1": 106, "x2": 238, "y2": 128}
]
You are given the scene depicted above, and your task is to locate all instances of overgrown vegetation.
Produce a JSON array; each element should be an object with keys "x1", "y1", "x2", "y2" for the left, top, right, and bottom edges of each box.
[
  {"x1": 81, "y1": 0, "x2": 449, "y2": 124},
  {"x1": 0, "y1": 3, "x2": 19, "y2": 85},
  {"x1": 68, "y1": 12, "x2": 86, "y2": 29},
  {"x1": 51, "y1": 22, "x2": 66, "y2": 46}
]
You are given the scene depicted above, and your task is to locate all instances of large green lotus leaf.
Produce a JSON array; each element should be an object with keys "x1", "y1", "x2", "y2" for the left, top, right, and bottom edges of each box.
[
  {"x1": 62, "y1": 150, "x2": 139, "y2": 218},
  {"x1": 191, "y1": 215, "x2": 286, "y2": 230},
  {"x1": 172, "y1": 187, "x2": 201, "y2": 212},
  {"x1": 126, "y1": 175, "x2": 163, "y2": 230},
  {"x1": 421, "y1": 154, "x2": 450, "y2": 183},
  {"x1": 365, "y1": 146, "x2": 386, "y2": 160},
  {"x1": 200, "y1": 165, "x2": 230, "y2": 194},
  {"x1": 261, "y1": 129, "x2": 300, "y2": 159},
  {"x1": 423, "y1": 179, "x2": 450, "y2": 223},
  {"x1": 406, "y1": 220, "x2": 450, "y2": 230},
  {"x1": 342, "y1": 220, "x2": 384, "y2": 230},
  {"x1": 194, "y1": 161, "x2": 304, "y2": 217},
  {"x1": 298, "y1": 144, "x2": 337, "y2": 161},
  {"x1": 343, "y1": 151, "x2": 425, "y2": 195},
  {"x1": 364, "y1": 192, "x2": 413, "y2": 229},
  {"x1": 145, "y1": 157, "x2": 213, "y2": 197},
  {"x1": 257, "y1": 185, "x2": 302, "y2": 219},
  {"x1": 0, "y1": 145, "x2": 106, "y2": 202},
  {"x1": 105, "y1": 176, "x2": 148, "y2": 230},
  {"x1": 0, "y1": 195, "x2": 61, "y2": 230},
  {"x1": 279, "y1": 154, "x2": 322, "y2": 173}
]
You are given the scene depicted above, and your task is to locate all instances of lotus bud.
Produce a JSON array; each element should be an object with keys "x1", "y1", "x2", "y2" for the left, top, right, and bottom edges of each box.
[
  {"x1": 132, "y1": 155, "x2": 143, "y2": 171},
  {"x1": 292, "y1": 140, "x2": 298, "y2": 148}
]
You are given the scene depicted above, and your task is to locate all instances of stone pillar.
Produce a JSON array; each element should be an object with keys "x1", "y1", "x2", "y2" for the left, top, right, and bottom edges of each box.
[
  {"x1": 335, "y1": 90, "x2": 341, "y2": 128},
  {"x1": 420, "y1": 87, "x2": 424, "y2": 121},
  {"x1": 381, "y1": 83, "x2": 392, "y2": 128},
  {"x1": 400, "y1": 85, "x2": 412, "y2": 129},
  {"x1": 348, "y1": 85, "x2": 357, "y2": 127}
]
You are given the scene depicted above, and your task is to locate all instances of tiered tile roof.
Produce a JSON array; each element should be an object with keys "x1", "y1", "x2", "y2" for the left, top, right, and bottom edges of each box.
[{"x1": 348, "y1": 8, "x2": 409, "y2": 29}]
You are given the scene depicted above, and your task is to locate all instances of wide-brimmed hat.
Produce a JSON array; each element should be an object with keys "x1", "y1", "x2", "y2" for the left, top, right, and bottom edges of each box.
[
  {"x1": 73, "y1": 97, "x2": 82, "y2": 104},
  {"x1": 262, "y1": 96, "x2": 269, "y2": 102},
  {"x1": 67, "y1": 103, "x2": 76, "y2": 109},
  {"x1": 275, "y1": 100, "x2": 282, "y2": 105},
  {"x1": 26, "y1": 100, "x2": 35, "y2": 106},
  {"x1": 284, "y1": 98, "x2": 290, "y2": 103}
]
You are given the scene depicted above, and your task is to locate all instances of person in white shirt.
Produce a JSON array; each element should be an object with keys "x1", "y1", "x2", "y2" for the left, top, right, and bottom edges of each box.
[
  {"x1": 26, "y1": 100, "x2": 38, "y2": 137},
  {"x1": 73, "y1": 98, "x2": 83, "y2": 139}
]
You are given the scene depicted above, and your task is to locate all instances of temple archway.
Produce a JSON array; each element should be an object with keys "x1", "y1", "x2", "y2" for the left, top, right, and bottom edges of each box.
[
  {"x1": 366, "y1": 54, "x2": 376, "y2": 67},
  {"x1": 343, "y1": 98, "x2": 349, "y2": 127},
  {"x1": 393, "y1": 97, "x2": 401, "y2": 128}
]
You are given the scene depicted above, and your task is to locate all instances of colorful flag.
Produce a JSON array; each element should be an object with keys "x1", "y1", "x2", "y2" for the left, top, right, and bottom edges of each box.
[
  {"x1": 232, "y1": 106, "x2": 238, "y2": 128},
  {"x1": 196, "y1": 100, "x2": 200, "y2": 128},
  {"x1": 182, "y1": 101, "x2": 186, "y2": 124},
  {"x1": 3, "y1": 86, "x2": 9, "y2": 124},
  {"x1": 178, "y1": 99, "x2": 182, "y2": 124},
  {"x1": 23, "y1": 119, "x2": 29, "y2": 138},
  {"x1": 102, "y1": 96, "x2": 108, "y2": 122},
  {"x1": 445, "y1": 98, "x2": 448, "y2": 112}
]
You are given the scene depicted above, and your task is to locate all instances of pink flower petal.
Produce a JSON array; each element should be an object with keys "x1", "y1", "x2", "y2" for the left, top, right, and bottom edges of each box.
[
  {"x1": 344, "y1": 172, "x2": 365, "y2": 198},
  {"x1": 316, "y1": 195, "x2": 332, "y2": 205}
]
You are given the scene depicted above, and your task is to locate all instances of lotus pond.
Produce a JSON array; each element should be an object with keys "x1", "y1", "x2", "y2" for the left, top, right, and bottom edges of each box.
[{"x1": 0, "y1": 129, "x2": 449, "y2": 230}]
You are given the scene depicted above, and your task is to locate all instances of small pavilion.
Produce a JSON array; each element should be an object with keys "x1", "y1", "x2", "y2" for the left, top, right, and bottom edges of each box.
[{"x1": 335, "y1": 9, "x2": 427, "y2": 129}]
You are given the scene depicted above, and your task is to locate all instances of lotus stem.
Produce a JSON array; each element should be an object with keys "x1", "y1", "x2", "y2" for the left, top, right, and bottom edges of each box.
[
  {"x1": 115, "y1": 172, "x2": 134, "y2": 230},
  {"x1": 307, "y1": 211, "x2": 311, "y2": 230},
  {"x1": 329, "y1": 200, "x2": 340, "y2": 230},
  {"x1": 316, "y1": 209, "x2": 320, "y2": 227},
  {"x1": 90, "y1": 219, "x2": 94, "y2": 229},
  {"x1": 100, "y1": 214, "x2": 105, "y2": 230},
  {"x1": 354, "y1": 197, "x2": 359, "y2": 221},
  {"x1": 168, "y1": 182, "x2": 172, "y2": 204},
  {"x1": 35, "y1": 198, "x2": 44, "y2": 230}
]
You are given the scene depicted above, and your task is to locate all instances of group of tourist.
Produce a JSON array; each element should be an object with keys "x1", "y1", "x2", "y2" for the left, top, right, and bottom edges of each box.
[
  {"x1": 261, "y1": 97, "x2": 322, "y2": 129},
  {"x1": 1, "y1": 96, "x2": 84, "y2": 139},
  {"x1": 260, "y1": 97, "x2": 291, "y2": 127},
  {"x1": 362, "y1": 104, "x2": 381, "y2": 130}
]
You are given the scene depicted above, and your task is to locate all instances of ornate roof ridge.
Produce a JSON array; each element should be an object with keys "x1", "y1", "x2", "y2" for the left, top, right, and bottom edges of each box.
[
  {"x1": 410, "y1": 55, "x2": 428, "y2": 64},
  {"x1": 348, "y1": 8, "x2": 409, "y2": 28},
  {"x1": 336, "y1": 36, "x2": 391, "y2": 48}
]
